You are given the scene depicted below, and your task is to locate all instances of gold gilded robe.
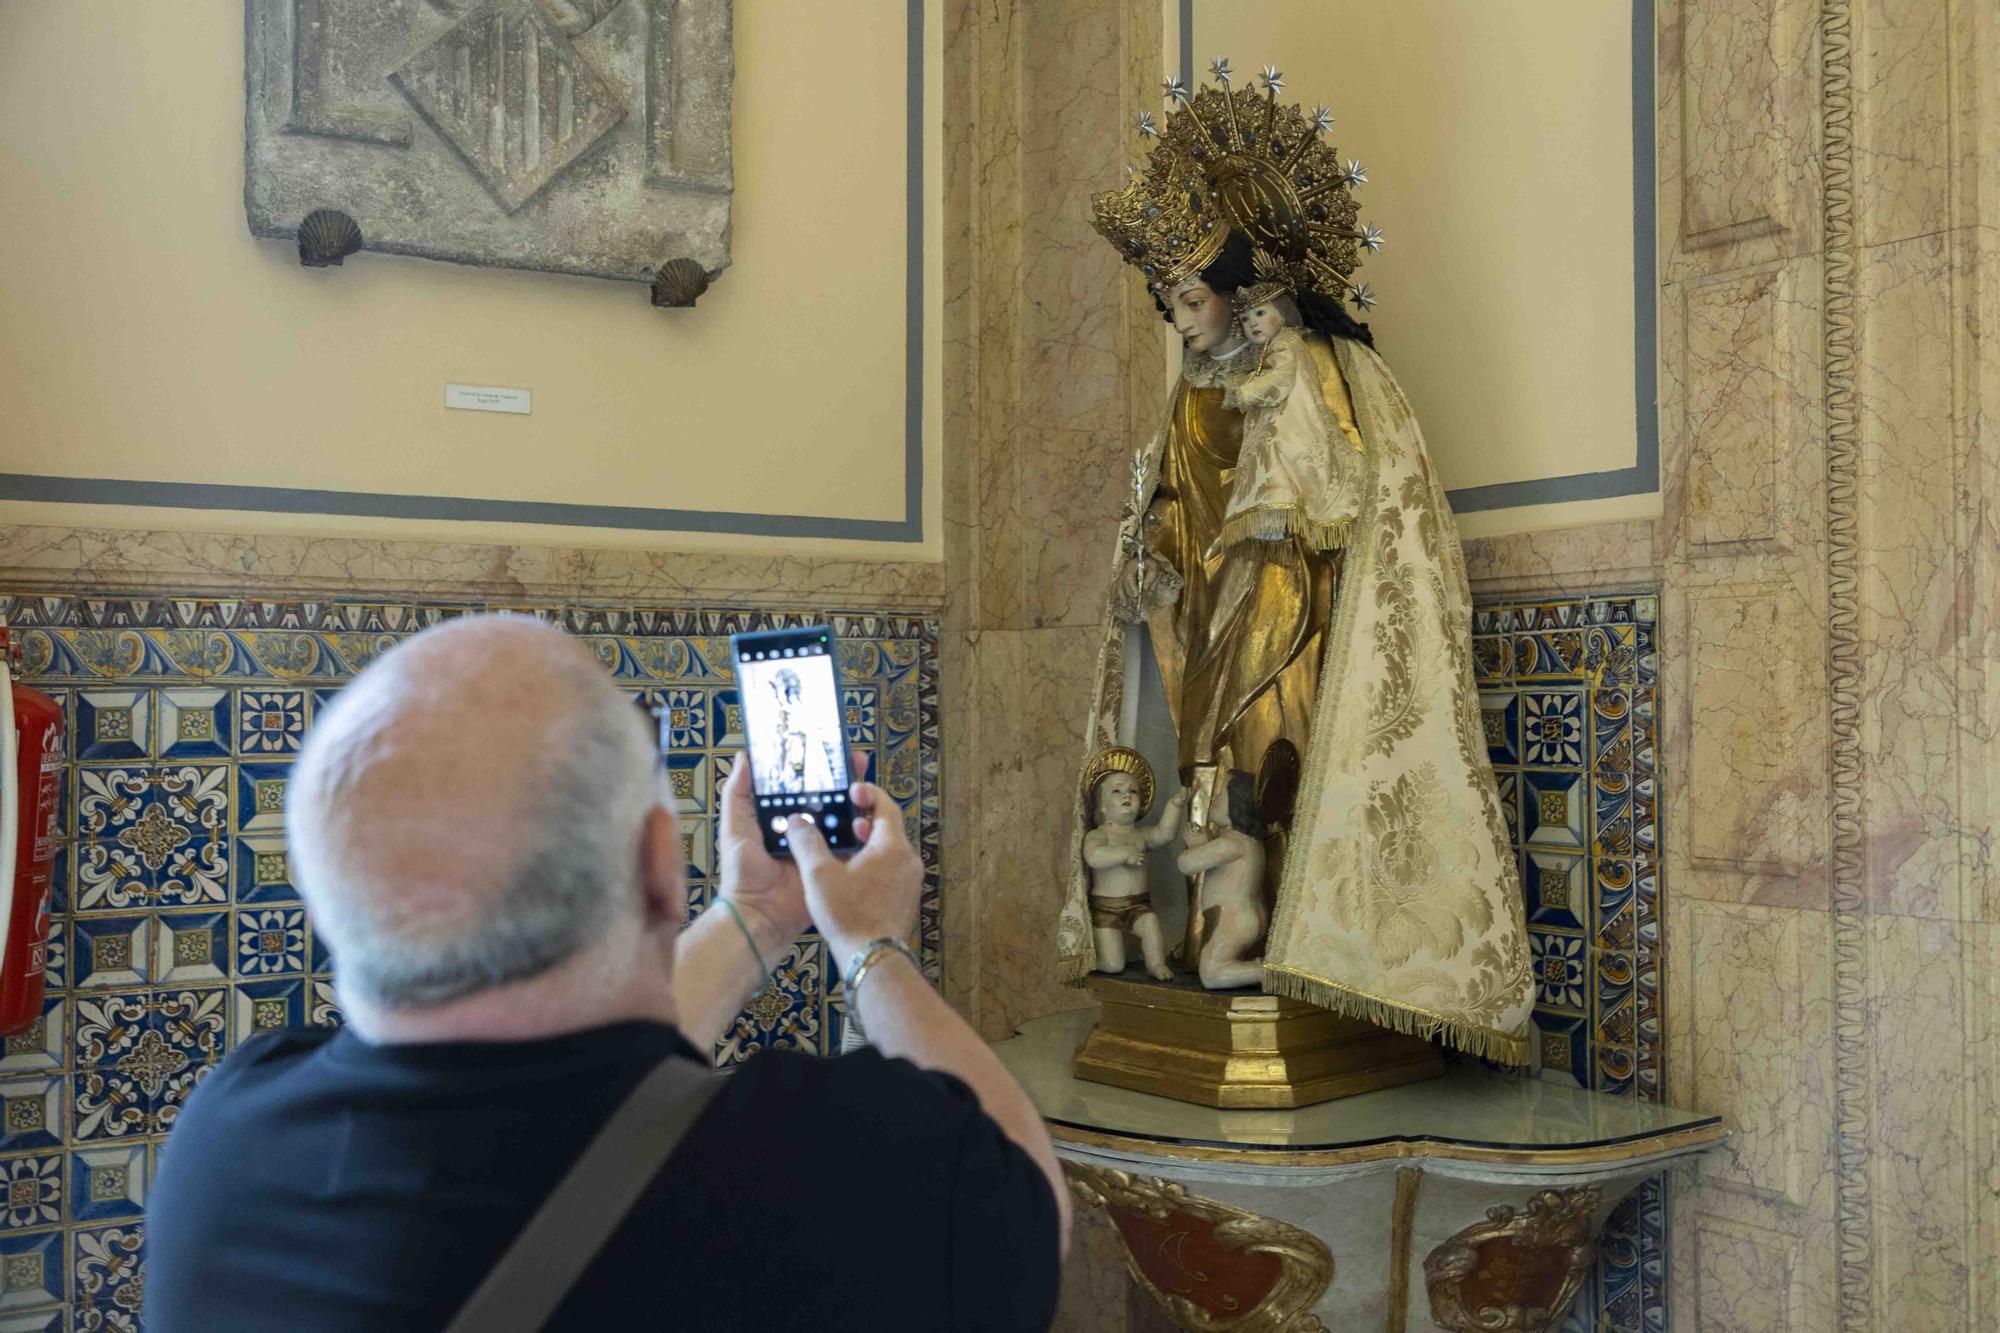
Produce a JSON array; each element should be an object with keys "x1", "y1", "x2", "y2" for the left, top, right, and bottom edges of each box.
[{"x1": 1057, "y1": 336, "x2": 1534, "y2": 1063}]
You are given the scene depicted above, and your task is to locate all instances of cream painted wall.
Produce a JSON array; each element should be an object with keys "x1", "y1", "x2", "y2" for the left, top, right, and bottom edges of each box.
[
  {"x1": 1185, "y1": 0, "x2": 1655, "y2": 536},
  {"x1": 0, "y1": 1, "x2": 943, "y2": 559}
]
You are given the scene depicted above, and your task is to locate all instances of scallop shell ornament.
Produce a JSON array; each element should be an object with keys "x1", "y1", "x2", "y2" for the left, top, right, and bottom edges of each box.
[
  {"x1": 297, "y1": 210, "x2": 362, "y2": 268},
  {"x1": 649, "y1": 257, "x2": 710, "y2": 308}
]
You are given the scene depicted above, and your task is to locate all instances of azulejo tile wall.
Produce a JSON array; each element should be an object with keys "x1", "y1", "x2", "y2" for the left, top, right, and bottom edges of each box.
[
  {"x1": 1471, "y1": 590, "x2": 1665, "y2": 1333},
  {"x1": 0, "y1": 592, "x2": 941, "y2": 1331}
]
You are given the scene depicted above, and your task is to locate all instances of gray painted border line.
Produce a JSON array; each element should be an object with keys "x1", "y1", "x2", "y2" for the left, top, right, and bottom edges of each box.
[
  {"x1": 4, "y1": 0, "x2": 928, "y2": 544},
  {"x1": 1183, "y1": 0, "x2": 1661, "y2": 514}
]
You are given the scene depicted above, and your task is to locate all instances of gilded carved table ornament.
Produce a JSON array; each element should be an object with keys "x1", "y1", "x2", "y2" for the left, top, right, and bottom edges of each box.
[
  {"x1": 1422, "y1": 1186, "x2": 1601, "y2": 1333},
  {"x1": 1065, "y1": 1161, "x2": 1332, "y2": 1332}
]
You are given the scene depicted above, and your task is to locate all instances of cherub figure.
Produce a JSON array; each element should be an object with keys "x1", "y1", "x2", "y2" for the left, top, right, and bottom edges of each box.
[
  {"x1": 1212, "y1": 282, "x2": 1363, "y2": 557},
  {"x1": 1176, "y1": 770, "x2": 1268, "y2": 990},
  {"x1": 1082, "y1": 755, "x2": 1186, "y2": 981}
]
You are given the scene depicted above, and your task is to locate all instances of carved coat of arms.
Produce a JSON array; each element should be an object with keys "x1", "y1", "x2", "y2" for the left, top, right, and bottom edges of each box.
[{"x1": 245, "y1": 0, "x2": 731, "y2": 301}]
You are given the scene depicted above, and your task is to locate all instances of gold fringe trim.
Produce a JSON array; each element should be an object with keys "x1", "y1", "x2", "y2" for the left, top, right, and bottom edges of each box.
[
  {"x1": 1261, "y1": 964, "x2": 1531, "y2": 1066},
  {"x1": 1214, "y1": 506, "x2": 1353, "y2": 553}
]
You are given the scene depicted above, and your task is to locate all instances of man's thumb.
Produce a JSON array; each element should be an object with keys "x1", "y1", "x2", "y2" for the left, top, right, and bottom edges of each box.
[{"x1": 786, "y1": 814, "x2": 834, "y2": 870}]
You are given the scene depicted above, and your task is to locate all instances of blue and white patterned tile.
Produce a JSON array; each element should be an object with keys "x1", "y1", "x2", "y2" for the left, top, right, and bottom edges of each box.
[
  {"x1": 662, "y1": 751, "x2": 712, "y2": 816},
  {"x1": 1480, "y1": 691, "x2": 1520, "y2": 765},
  {"x1": 1529, "y1": 929, "x2": 1587, "y2": 1014},
  {"x1": 154, "y1": 688, "x2": 230, "y2": 761},
  {"x1": 1532, "y1": 1011, "x2": 1589, "y2": 1089},
  {"x1": 0, "y1": 1001, "x2": 63, "y2": 1079},
  {"x1": 71, "y1": 693, "x2": 149, "y2": 764},
  {"x1": 71, "y1": 1222, "x2": 141, "y2": 1330},
  {"x1": 0, "y1": 1156, "x2": 61, "y2": 1232},
  {"x1": 235, "y1": 689, "x2": 307, "y2": 756},
  {"x1": 841, "y1": 687, "x2": 879, "y2": 746},
  {"x1": 1525, "y1": 851, "x2": 1587, "y2": 933},
  {"x1": 229, "y1": 978, "x2": 306, "y2": 1048},
  {"x1": 308, "y1": 979, "x2": 342, "y2": 1029},
  {"x1": 1522, "y1": 770, "x2": 1586, "y2": 850},
  {"x1": 0, "y1": 1079, "x2": 63, "y2": 1155},
  {"x1": 232, "y1": 763, "x2": 291, "y2": 835},
  {"x1": 74, "y1": 767, "x2": 227, "y2": 911},
  {"x1": 1494, "y1": 772, "x2": 1521, "y2": 844},
  {"x1": 680, "y1": 817, "x2": 713, "y2": 881},
  {"x1": 234, "y1": 908, "x2": 306, "y2": 978},
  {"x1": 68, "y1": 1144, "x2": 146, "y2": 1224},
  {"x1": 1520, "y1": 691, "x2": 1585, "y2": 767},
  {"x1": 714, "y1": 938, "x2": 824, "y2": 1066},
  {"x1": 711, "y1": 688, "x2": 745, "y2": 747},
  {"x1": 150, "y1": 989, "x2": 225, "y2": 1132},
  {"x1": 230, "y1": 832, "x2": 298, "y2": 904},
  {"x1": 152, "y1": 912, "x2": 229, "y2": 985},
  {"x1": 0, "y1": 1228, "x2": 63, "y2": 1314},
  {"x1": 68, "y1": 920, "x2": 148, "y2": 992}
]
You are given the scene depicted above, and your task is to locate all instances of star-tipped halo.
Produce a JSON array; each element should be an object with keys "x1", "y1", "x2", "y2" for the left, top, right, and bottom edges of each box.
[
  {"x1": 1310, "y1": 105, "x2": 1333, "y2": 134},
  {"x1": 1359, "y1": 223, "x2": 1384, "y2": 252},
  {"x1": 1260, "y1": 65, "x2": 1284, "y2": 95},
  {"x1": 1343, "y1": 159, "x2": 1368, "y2": 187},
  {"x1": 1209, "y1": 56, "x2": 1233, "y2": 85},
  {"x1": 1136, "y1": 111, "x2": 1158, "y2": 137},
  {"x1": 1349, "y1": 282, "x2": 1377, "y2": 311},
  {"x1": 1163, "y1": 75, "x2": 1190, "y2": 104}
]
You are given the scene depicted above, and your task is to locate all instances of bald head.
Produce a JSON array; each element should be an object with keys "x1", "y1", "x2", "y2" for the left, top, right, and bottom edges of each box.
[{"x1": 288, "y1": 616, "x2": 662, "y2": 1012}]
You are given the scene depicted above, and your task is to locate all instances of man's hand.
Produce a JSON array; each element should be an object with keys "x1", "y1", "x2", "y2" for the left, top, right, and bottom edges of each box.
[
  {"x1": 784, "y1": 782, "x2": 920, "y2": 965},
  {"x1": 715, "y1": 749, "x2": 870, "y2": 945}
]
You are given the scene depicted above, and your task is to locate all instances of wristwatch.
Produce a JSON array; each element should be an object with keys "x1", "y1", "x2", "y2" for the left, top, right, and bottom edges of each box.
[{"x1": 842, "y1": 937, "x2": 922, "y2": 1041}]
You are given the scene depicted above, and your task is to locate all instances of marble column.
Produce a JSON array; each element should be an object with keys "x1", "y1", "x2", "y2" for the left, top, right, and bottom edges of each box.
[
  {"x1": 939, "y1": 0, "x2": 1166, "y2": 1042},
  {"x1": 1654, "y1": 0, "x2": 2000, "y2": 1328}
]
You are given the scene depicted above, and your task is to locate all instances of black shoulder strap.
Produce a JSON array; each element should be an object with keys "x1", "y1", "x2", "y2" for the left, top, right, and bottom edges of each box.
[{"x1": 444, "y1": 1057, "x2": 723, "y2": 1333}]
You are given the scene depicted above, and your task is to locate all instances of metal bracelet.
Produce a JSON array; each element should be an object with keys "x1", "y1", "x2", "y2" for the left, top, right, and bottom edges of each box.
[{"x1": 842, "y1": 937, "x2": 921, "y2": 1042}]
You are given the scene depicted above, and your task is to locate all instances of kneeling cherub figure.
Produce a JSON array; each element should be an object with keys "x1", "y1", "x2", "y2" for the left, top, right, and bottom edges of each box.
[
  {"x1": 1082, "y1": 752, "x2": 1186, "y2": 981},
  {"x1": 1177, "y1": 770, "x2": 1268, "y2": 990}
]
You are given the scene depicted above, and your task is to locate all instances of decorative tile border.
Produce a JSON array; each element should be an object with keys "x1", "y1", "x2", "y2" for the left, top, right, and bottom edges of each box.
[
  {"x1": 1471, "y1": 588, "x2": 1665, "y2": 1333},
  {"x1": 2, "y1": 590, "x2": 942, "y2": 1324}
]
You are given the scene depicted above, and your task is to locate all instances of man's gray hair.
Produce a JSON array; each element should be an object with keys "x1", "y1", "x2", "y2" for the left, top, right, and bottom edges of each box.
[{"x1": 287, "y1": 640, "x2": 660, "y2": 1011}]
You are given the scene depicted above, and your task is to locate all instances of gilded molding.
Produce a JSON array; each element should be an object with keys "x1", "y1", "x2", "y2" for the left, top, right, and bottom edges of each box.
[
  {"x1": 1817, "y1": 1, "x2": 1873, "y2": 1328},
  {"x1": 1065, "y1": 1161, "x2": 1333, "y2": 1332},
  {"x1": 1385, "y1": 1167, "x2": 1422, "y2": 1333},
  {"x1": 1049, "y1": 1119, "x2": 1728, "y2": 1169},
  {"x1": 1422, "y1": 1186, "x2": 1600, "y2": 1333}
]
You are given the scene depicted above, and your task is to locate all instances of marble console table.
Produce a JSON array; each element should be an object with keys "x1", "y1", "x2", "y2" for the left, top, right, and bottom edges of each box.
[{"x1": 995, "y1": 1009, "x2": 1725, "y2": 1332}]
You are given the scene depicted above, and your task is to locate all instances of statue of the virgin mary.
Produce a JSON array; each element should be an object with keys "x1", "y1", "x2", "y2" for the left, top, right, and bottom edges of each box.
[{"x1": 1055, "y1": 64, "x2": 1535, "y2": 1064}]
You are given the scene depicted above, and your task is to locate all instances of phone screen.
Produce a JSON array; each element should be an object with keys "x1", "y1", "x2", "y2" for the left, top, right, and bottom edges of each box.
[{"x1": 730, "y1": 627, "x2": 857, "y2": 856}]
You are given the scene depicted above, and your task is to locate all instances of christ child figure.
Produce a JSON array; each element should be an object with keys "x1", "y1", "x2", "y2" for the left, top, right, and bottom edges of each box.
[
  {"x1": 1176, "y1": 771, "x2": 1269, "y2": 990},
  {"x1": 1211, "y1": 286, "x2": 1362, "y2": 556},
  {"x1": 1083, "y1": 771, "x2": 1186, "y2": 981}
]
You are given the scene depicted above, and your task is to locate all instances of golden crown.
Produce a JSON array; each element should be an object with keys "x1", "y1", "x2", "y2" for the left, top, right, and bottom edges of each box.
[
  {"x1": 1091, "y1": 60, "x2": 1384, "y2": 311},
  {"x1": 1081, "y1": 745, "x2": 1156, "y2": 817}
]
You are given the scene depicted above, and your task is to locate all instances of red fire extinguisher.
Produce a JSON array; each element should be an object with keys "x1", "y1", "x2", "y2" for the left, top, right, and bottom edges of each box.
[{"x1": 0, "y1": 624, "x2": 62, "y2": 1037}]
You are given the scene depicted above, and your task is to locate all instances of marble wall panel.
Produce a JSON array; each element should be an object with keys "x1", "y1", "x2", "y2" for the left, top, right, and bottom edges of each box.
[
  {"x1": 1689, "y1": 1211, "x2": 1801, "y2": 1333},
  {"x1": 1660, "y1": 0, "x2": 1822, "y2": 281},
  {"x1": 1683, "y1": 270, "x2": 1784, "y2": 548},
  {"x1": 1681, "y1": 581, "x2": 1827, "y2": 901},
  {"x1": 1853, "y1": 0, "x2": 1952, "y2": 249},
  {"x1": 969, "y1": 625, "x2": 1102, "y2": 1040},
  {"x1": 1461, "y1": 520, "x2": 1663, "y2": 602},
  {"x1": 1867, "y1": 916, "x2": 1977, "y2": 1330},
  {"x1": 0, "y1": 523, "x2": 946, "y2": 609},
  {"x1": 1855, "y1": 231, "x2": 1966, "y2": 920}
]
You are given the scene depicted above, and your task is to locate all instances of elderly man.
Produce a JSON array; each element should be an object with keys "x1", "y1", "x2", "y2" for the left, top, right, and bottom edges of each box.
[{"x1": 145, "y1": 616, "x2": 1068, "y2": 1331}]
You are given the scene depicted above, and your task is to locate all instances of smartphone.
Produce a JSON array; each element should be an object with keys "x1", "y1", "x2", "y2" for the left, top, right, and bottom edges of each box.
[{"x1": 729, "y1": 626, "x2": 859, "y2": 857}]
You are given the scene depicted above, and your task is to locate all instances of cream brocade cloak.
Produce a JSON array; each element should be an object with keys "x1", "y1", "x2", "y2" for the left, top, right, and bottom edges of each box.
[{"x1": 1055, "y1": 336, "x2": 1534, "y2": 1064}]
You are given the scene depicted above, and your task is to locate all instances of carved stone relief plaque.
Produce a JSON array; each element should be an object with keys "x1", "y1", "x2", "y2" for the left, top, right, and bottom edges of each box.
[{"x1": 245, "y1": 0, "x2": 732, "y2": 293}]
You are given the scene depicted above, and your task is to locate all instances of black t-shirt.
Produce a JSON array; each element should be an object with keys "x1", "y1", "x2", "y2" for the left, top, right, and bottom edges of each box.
[{"x1": 144, "y1": 1021, "x2": 1060, "y2": 1331}]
